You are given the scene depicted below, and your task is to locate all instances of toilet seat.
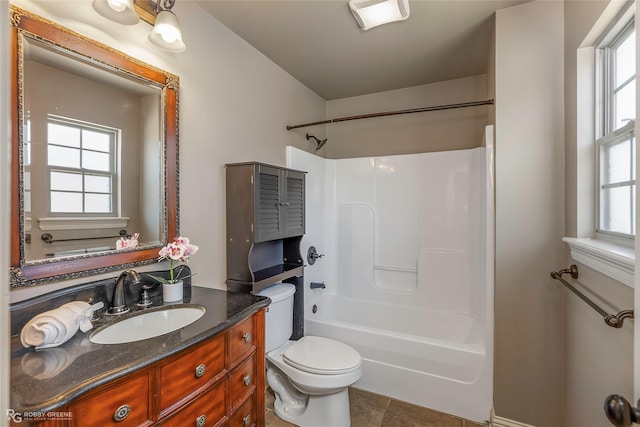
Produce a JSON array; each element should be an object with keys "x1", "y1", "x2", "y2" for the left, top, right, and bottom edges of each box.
[{"x1": 283, "y1": 336, "x2": 361, "y2": 375}]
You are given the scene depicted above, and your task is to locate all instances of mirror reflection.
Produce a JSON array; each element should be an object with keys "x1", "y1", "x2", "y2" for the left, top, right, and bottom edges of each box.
[
  {"x1": 10, "y1": 6, "x2": 179, "y2": 287},
  {"x1": 23, "y1": 37, "x2": 164, "y2": 261}
]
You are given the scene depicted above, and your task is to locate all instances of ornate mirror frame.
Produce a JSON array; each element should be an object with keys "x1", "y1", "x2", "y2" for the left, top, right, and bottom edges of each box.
[{"x1": 9, "y1": 6, "x2": 179, "y2": 287}]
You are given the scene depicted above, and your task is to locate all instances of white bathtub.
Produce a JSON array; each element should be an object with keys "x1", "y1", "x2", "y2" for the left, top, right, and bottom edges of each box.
[
  {"x1": 307, "y1": 294, "x2": 484, "y2": 381},
  {"x1": 305, "y1": 294, "x2": 492, "y2": 422},
  {"x1": 288, "y1": 127, "x2": 494, "y2": 423}
]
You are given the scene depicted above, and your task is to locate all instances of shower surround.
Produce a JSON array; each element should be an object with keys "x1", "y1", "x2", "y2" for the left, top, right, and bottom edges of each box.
[{"x1": 287, "y1": 126, "x2": 494, "y2": 423}]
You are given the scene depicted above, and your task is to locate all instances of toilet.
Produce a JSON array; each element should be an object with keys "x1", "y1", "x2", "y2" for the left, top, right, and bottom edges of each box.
[{"x1": 257, "y1": 283, "x2": 362, "y2": 427}]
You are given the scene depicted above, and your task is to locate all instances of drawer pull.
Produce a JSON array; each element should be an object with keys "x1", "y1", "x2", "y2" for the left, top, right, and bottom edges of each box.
[
  {"x1": 195, "y1": 363, "x2": 206, "y2": 378},
  {"x1": 243, "y1": 332, "x2": 252, "y2": 343},
  {"x1": 113, "y1": 404, "x2": 130, "y2": 422},
  {"x1": 243, "y1": 414, "x2": 251, "y2": 427},
  {"x1": 195, "y1": 414, "x2": 206, "y2": 427},
  {"x1": 243, "y1": 374, "x2": 252, "y2": 386}
]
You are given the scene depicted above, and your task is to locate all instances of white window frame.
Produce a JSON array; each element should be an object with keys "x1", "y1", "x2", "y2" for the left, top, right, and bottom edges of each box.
[
  {"x1": 594, "y1": 13, "x2": 636, "y2": 246},
  {"x1": 46, "y1": 115, "x2": 119, "y2": 217},
  {"x1": 565, "y1": 2, "x2": 636, "y2": 288}
]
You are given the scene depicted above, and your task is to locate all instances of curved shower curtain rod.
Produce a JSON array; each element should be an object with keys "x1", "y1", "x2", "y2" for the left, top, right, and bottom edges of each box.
[{"x1": 285, "y1": 99, "x2": 494, "y2": 131}]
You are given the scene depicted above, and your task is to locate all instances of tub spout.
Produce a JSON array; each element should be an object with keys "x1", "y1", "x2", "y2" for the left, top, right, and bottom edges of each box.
[{"x1": 310, "y1": 282, "x2": 326, "y2": 290}]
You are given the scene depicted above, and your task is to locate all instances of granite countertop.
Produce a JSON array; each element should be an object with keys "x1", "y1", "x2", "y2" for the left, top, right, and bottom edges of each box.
[{"x1": 10, "y1": 285, "x2": 270, "y2": 413}]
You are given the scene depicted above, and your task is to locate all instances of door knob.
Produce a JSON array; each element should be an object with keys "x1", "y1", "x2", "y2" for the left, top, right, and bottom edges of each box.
[{"x1": 604, "y1": 394, "x2": 640, "y2": 426}]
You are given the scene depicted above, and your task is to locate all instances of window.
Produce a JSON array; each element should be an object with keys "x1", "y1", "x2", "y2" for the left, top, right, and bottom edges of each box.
[
  {"x1": 24, "y1": 111, "x2": 31, "y2": 214},
  {"x1": 596, "y1": 16, "x2": 636, "y2": 243},
  {"x1": 46, "y1": 116, "x2": 118, "y2": 215}
]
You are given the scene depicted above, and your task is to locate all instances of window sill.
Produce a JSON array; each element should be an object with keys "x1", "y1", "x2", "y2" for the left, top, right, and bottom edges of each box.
[
  {"x1": 562, "y1": 237, "x2": 634, "y2": 288},
  {"x1": 38, "y1": 217, "x2": 129, "y2": 231}
]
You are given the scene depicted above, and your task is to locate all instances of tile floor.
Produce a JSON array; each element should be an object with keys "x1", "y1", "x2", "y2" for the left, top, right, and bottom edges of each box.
[{"x1": 265, "y1": 387, "x2": 488, "y2": 427}]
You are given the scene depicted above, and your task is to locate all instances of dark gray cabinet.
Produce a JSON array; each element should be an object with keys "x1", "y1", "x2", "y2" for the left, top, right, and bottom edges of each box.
[
  {"x1": 254, "y1": 164, "x2": 305, "y2": 242},
  {"x1": 225, "y1": 162, "x2": 306, "y2": 296}
]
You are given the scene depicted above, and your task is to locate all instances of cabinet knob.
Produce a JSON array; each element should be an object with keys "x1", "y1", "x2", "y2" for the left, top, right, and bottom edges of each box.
[
  {"x1": 243, "y1": 414, "x2": 251, "y2": 427},
  {"x1": 243, "y1": 332, "x2": 252, "y2": 343},
  {"x1": 113, "y1": 404, "x2": 130, "y2": 422},
  {"x1": 195, "y1": 363, "x2": 206, "y2": 378},
  {"x1": 243, "y1": 374, "x2": 252, "y2": 386},
  {"x1": 195, "y1": 414, "x2": 206, "y2": 427}
]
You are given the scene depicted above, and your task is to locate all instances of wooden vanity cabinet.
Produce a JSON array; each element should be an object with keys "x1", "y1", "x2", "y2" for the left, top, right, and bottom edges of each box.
[{"x1": 33, "y1": 309, "x2": 266, "y2": 427}]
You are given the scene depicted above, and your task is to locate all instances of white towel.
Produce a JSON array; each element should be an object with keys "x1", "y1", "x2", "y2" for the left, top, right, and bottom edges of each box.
[{"x1": 20, "y1": 301, "x2": 104, "y2": 350}]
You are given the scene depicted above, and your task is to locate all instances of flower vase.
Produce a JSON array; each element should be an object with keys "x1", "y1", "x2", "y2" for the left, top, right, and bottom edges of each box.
[{"x1": 163, "y1": 280, "x2": 184, "y2": 302}]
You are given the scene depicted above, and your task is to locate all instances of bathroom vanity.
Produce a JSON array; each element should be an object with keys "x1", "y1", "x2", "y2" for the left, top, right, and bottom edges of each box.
[{"x1": 10, "y1": 284, "x2": 269, "y2": 426}]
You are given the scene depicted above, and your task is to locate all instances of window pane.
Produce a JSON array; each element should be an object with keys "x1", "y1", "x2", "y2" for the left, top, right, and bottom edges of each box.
[
  {"x1": 615, "y1": 79, "x2": 635, "y2": 129},
  {"x1": 634, "y1": 184, "x2": 637, "y2": 235},
  {"x1": 50, "y1": 171, "x2": 82, "y2": 191},
  {"x1": 48, "y1": 145, "x2": 80, "y2": 168},
  {"x1": 601, "y1": 186, "x2": 632, "y2": 234},
  {"x1": 24, "y1": 191, "x2": 31, "y2": 213},
  {"x1": 82, "y1": 150, "x2": 110, "y2": 172},
  {"x1": 82, "y1": 129, "x2": 111, "y2": 152},
  {"x1": 48, "y1": 123, "x2": 80, "y2": 147},
  {"x1": 51, "y1": 191, "x2": 83, "y2": 213},
  {"x1": 85, "y1": 193, "x2": 111, "y2": 213},
  {"x1": 602, "y1": 137, "x2": 632, "y2": 184},
  {"x1": 85, "y1": 175, "x2": 111, "y2": 193},
  {"x1": 616, "y1": 30, "x2": 635, "y2": 86}
]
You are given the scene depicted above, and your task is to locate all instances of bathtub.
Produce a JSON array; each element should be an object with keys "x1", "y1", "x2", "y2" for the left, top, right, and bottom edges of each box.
[
  {"x1": 305, "y1": 294, "x2": 492, "y2": 422},
  {"x1": 288, "y1": 126, "x2": 494, "y2": 423}
]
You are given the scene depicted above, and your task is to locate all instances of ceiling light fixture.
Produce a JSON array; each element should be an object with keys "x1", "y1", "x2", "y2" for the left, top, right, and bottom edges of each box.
[
  {"x1": 348, "y1": 0, "x2": 410, "y2": 31},
  {"x1": 148, "y1": 0, "x2": 186, "y2": 52},
  {"x1": 92, "y1": 0, "x2": 140, "y2": 25}
]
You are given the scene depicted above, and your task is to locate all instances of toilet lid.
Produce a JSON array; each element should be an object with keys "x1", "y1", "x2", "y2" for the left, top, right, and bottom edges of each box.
[{"x1": 283, "y1": 336, "x2": 361, "y2": 375}]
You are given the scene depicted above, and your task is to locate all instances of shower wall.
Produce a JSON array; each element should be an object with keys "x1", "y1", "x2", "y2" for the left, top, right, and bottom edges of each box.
[
  {"x1": 287, "y1": 126, "x2": 494, "y2": 421},
  {"x1": 332, "y1": 149, "x2": 487, "y2": 321}
]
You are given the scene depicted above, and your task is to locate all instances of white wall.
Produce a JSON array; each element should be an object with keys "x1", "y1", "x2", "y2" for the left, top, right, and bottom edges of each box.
[
  {"x1": 9, "y1": 0, "x2": 326, "y2": 301},
  {"x1": 324, "y1": 75, "x2": 490, "y2": 159},
  {"x1": 494, "y1": 2, "x2": 566, "y2": 426}
]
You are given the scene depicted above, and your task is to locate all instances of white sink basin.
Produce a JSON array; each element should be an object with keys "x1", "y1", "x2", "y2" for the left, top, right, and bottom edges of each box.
[{"x1": 90, "y1": 305, "x2": 206, "y2": 344}]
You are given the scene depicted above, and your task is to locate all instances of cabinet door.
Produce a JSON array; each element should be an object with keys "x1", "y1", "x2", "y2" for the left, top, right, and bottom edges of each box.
[
  {"x1": 254, "y1": 164, "x2": 283, "y2": 242},
  {"x1": 283, "y1": 170, "x2": 305, "y2": 238}
]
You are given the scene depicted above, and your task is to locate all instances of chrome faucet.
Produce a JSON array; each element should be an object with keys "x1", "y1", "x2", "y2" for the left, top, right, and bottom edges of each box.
[{"x1": 107, "y1": 270, "x2": 141, "y2": 315}]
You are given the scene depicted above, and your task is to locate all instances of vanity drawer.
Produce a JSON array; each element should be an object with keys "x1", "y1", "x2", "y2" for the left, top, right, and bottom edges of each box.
[
  {"x1": 158, "y1": 333, "x2": 226, "y2": 412},
  {"x1": 229, "y1": 354, "x2": 256, "y2": 411},
  {"x1": 228, "y1": 393, "x2": 256, "y2": 427},
  {"x1": 160, "y1": 381, "x2": 226, "y2": 427},
  {"x1": 71, "y1": 371, "x2": 152, "y2": 426},
  {"x1": 229, "y1": 316, "x2": 254, "y2": 363}
]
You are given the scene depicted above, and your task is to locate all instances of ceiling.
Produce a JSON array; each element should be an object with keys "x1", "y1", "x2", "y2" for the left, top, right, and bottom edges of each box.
[{"x1": 197, "y1": 0, "x2": 530, "y2": 100}]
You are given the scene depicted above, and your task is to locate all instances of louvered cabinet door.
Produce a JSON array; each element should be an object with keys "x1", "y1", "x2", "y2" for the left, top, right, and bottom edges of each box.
[
  {"x1": 283, "y1": 170, "x2": 305, "y2": 238},
  {"x1": 254, "y1": 164, "x2": 284, "y2": 242}
]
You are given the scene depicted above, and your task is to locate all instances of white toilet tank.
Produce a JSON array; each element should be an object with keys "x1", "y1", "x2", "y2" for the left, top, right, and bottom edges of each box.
[{"x1": 256, "y1": 283, "x2": 296, "y2": 353}]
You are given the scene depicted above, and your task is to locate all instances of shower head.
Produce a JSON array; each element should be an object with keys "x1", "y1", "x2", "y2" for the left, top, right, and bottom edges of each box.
[{"x1": 306, "y1": 133, "x2": 328, "y2": 151}]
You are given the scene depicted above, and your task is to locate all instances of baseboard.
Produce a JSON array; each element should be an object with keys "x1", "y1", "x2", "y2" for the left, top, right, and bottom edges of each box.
[{"x1": 491, "y1": 408, "x2": 536, "y2": 427}]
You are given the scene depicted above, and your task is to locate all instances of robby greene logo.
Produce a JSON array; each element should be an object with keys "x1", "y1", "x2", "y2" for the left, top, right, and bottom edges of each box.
[{"x1": 7, "y1": 409, "x2": 73, "y2": 423}]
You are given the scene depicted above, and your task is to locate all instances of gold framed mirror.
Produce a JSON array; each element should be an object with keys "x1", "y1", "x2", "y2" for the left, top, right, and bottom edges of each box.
[{"x1": 9, "y1": 6, "x2": 179, "y2": 287}]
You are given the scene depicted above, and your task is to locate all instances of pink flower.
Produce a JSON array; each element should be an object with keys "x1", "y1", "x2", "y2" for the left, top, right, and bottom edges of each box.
[
  {"x1": 154, "y1": 236, "x2": 199, "y2": 284},
  {"x1": 116, "y1": 233, "x2": 139, "y2": 250}
]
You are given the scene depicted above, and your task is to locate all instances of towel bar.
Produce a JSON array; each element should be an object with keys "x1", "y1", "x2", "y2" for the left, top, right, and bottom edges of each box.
[{"x1": 550, "y1": 265, "x2": 634, "y2": 328}]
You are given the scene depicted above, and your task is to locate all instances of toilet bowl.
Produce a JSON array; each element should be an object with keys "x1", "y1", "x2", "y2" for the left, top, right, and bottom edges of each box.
[{"x1": 257, "y1": 283, "x2": 362, "y2": 427}]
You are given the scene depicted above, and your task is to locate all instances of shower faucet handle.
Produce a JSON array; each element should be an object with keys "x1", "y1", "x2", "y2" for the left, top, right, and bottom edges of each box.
[{"x1": 307, "y1": 246, "x2": 325, "y2": 265}]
